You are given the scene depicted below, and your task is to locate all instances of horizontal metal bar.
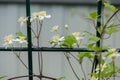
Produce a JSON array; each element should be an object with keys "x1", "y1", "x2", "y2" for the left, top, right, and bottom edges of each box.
[
  {"x1": 0, "y1": 47, "x2": 120, "y2": 52},
  {"x1": 0, "y1": 47, "x2": 92, "y2": 52},
  {"x1": 0, "y1": 47, "x2": 118, "y2": 52}
]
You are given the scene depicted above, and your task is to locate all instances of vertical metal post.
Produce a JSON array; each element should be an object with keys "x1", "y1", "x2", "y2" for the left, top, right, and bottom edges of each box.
[
  {"x1": 26, "y1": 0, "x2": 33, "y2": 80},
  {"x1": 97, "y1": 0, "x2": 102, "y2": 38},
  {"x1": 94, "y1": 0, "x2": 102, "y2": 70}
]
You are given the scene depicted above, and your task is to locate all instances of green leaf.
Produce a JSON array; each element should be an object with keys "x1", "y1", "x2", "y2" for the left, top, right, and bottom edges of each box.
[
  {"x1": 93, "y1": 46, "x2": 101, "y2": 52},
  {"x1": 101, "y1": 45, "x2": 109, "y2": 50},
  {"x1": 16, "y1": 31, "x2": 27, "y2": 40},
  {"x1": 105, "y1": 25, "x2": 119, "y2": 35},
  {"x1": 89, "y1": 36, "x2": 100, "y2": 42},
  {"x1": 97, "y1": 27, "x2": 102, "y2": 34},
  {"x1": 105, "y1": 52, "x2": 111, "y2": 58},
  {"x1": 16, "y1": 31, "x2": 23, "y2": 36},
  {"x1": 104, "y1": 3, "x2": 117, "y2": 12},
  {"x1": 87, "y1": 43, "x2": 95, "y2": 50},
  {"x1": 99, "y1": 62, "x2": 120, "y2": 78},
  {"x1": 88, "y1": 11, "x2": 98, "y2": 20},
  {"x1": 115, "y1": 66, "x2": 120, "y2": 74},
  {"x1": 77, "y1": 52, "x2": 93, "y2": 63},
  {"x1": 87, "y1": 43, "x2": 103, "y2": 52},
  {"x1": 63, "y1": 35, "x2": 77, "y2": 48}
]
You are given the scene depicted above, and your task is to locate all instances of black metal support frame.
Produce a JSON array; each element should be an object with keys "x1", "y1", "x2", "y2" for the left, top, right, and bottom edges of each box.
[
  {"x1": 26, "y1": 0, "x2": 33, "y2": 80},
  {"x1": 1, "y1": 0, "x2": 118, "y2": 80}
]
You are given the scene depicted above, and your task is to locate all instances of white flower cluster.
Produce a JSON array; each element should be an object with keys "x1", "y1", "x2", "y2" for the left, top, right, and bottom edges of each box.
[
  {"x1": 50, "y1": 25, "x2": 85, "y2": 47},
  {"x1": 3, "y1": 34, "x2": 27, "y2": 48},
  {"x1": 107, "y1": 48, "x2": 120, "y2": 59},
  {"x1": 18, "y1": 11, "x2": 51, "y2": 26},
  {"x1": 4, "y1": 11, "x2": 51, "y2": 48},
  {"x1": 30, "y1": 11, "x2": 51, "y2": 22}
]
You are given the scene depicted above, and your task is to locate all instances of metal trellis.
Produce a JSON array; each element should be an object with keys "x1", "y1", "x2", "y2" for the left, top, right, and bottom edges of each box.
[{"x1": 1, "y1": 0, "x2": 118, "y2": 80}]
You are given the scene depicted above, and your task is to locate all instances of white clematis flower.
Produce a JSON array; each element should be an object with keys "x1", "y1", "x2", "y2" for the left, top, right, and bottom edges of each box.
[
  {"x1": 72, "y1": 32, "x2": 84, "y2": 41},
  {"x1": 107, "y1": 48, "x2": 120, "y2": 59},
  {"x1": 51, "y1": 25, "x2": 59, "y2": 32},
  {"x1": 30, "y1": 11, "x2": 51, "y2": 22},
  {"x1": 51, "y1": 35, "x2": 64, "y2": 46},
  {"x1": 18, "y1": 16, "x2": 27, "y2": 26},
  {"x1": 3, "y1": 34, "x2": 15, "y2": 48}
]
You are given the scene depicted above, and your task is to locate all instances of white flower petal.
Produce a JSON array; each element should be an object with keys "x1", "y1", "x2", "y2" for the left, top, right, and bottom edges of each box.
[
  {"x1": 59, "y1": 37, "x2": 65, "y2": 41},
  {"x1": 45, "y1": 15, "x2": 51, "y2": 18},
  {"x1": 39, "y1": 16, "x2": 44, "y2": 20},
  {"x1": 9, "y1": 40, "x2": 13, "y2": 44}
]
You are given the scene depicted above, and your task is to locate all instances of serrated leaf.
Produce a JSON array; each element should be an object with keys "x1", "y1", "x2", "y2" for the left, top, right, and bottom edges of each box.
[
  {"x1": 63, "y1": 35, "x2": 77, "y2": 48},
  {"x1": 104, "y1": 3, "x2": 117, "y2": 12}
]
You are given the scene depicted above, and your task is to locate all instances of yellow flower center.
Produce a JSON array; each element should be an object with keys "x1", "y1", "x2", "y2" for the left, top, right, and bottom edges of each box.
[{"x1": 52, "y1": 35, "x2": 59, "y2": 42}]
